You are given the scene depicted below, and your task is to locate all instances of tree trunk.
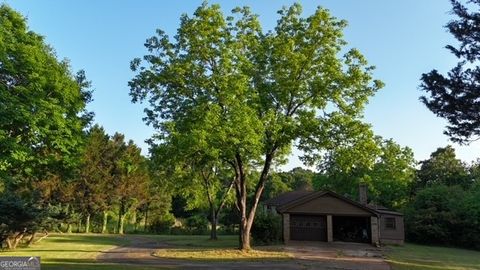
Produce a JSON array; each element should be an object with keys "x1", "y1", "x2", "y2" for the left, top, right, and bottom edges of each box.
[
  {"x1": 235, "y1": 153, "x2": 249, "y2": 250},
  {"x1": 210, "y1": 209, "x2": 218, "y2": 240},
  {"x1": 144, "y1": 205, "x2": 149, "y2": 232},
  {"x1": 85, "y1": 213, "x2": 91, "y2": 233},
  {"x1": 235, "y1": 151, "x2": 275, "y2": 251},
  {"x1": 77, "y1": 218, "x2": 82, "y2": 233},
  {"x1": 66, "y1": 204, "x2": 72, "y2": 233},
  {"x1": 6, "y1": 230, "x2": 26, "y2": 249},
  {"x1": 27, "y1": 232, "x2": 36, "y2": 246},
  {"x1": 240, "y1": 223, "x2": 251, "y2": 250},
  {"x1": 201, "y1": 166, "x2": 236, "y2": 241},
  {"x1": 132, "y1": 210, "x2": 137, "y2": 231},
  {"x1": 118, "y1": 202, "x2": 126, "y2": 234},
  {"x1": 101, "y1": 211, "x2": 108, "y2": 234},
  {"x1": 118, "y1": 214, "x2": 126, "y2": 234}
]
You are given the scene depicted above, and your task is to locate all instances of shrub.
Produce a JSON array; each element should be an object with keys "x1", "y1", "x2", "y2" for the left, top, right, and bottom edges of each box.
[
  {"x1": 149, "y1": 213, "x2": 175, "y2": 234},
  {"x1": 251, "y1": 211, "x2": 282, "y2": 245},
  {"x1": 185, "y1": 215, "x2": 208, "y2": 234},
  {"x1": 170, "y1": 226, "x2": 189, "y2": 235}
]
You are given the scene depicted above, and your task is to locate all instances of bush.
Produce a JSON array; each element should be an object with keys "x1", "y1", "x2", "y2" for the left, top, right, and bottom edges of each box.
[
  {"x1": 170, "y1": 226, "x2": 189, "y2": 235},
  {"x1": 251, "y1": 211, "x2": 282, "y2": 245},
  {"x1": 185, "y1": 215, "x2": 208, "y2": 234},
  {"x1": 148, "y1": 213, "x2": 175, "y2": 234}
]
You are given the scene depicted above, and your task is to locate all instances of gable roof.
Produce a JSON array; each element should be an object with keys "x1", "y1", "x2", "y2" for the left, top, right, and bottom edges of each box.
[
  {"x1": 276, "y1": 190, "x2": 379, "y2": 216},
  {"x1": 265, "y1": 189, "x2": 403, "y2": 216}
]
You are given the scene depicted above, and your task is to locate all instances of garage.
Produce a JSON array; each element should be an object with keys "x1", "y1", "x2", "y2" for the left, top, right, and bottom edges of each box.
[
  {"x1": 332, "y1": 216, "x2": 371, "y2": 243},
  {"x1": 266, "y1": 188, "x2": 405, "y2": 245},
  {"x1": 290, "y1": 214, "x2": 327, "y2": 241}
]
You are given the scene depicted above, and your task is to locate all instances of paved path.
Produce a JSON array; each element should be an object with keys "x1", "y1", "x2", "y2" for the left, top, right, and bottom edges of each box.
[
  {"x1": 97, "y1": 236, "x2": 391, "y2": 269},
  {"x1": 286, "y1": 241, "x2": 391, "y2": 270}
]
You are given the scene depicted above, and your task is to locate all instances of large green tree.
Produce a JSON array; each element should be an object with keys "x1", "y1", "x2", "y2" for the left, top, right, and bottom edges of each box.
[
  {"x1": 314, "y1": 137, "x2": 416, "y2": 209},
  {"x1": 76, "y1": 125, "x2": 112, "y2": 233},
  {"x1": 0, "y1": 4, "x2": 91, "y2": 246},
  {"x1": 111, "y1": 135, "x2": 149, "y2": 234},
  {"x1": 416, "y1": 145, "x2": 470, "y2": 189},
  {"x1": 420, "y1": 0, "x2": 480, "y2": 143},
  {"x1": 0, "y1": 5, "x2": 92, "y2": 178},
  {"x1": 130, "y1": 3, "x2": 382, "y2": 250}
]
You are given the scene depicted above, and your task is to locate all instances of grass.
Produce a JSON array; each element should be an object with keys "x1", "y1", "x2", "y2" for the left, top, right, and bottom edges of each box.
[
  {"x1": 0, "y1": 234, "x2": 167, "y2": 270},
  {"x1": 0, "y1": 234, "x2": 290, "y2": 269},
  {"x1": 154, "y1": 248, "x2": 291, "y2": 261},
  {"x1": 8, "y1": 234, "x2": 480, "y2": 269},
  {"x1": 386, "y1": 243, "x2": 480, "y2": 270},
  {"x1": 148, "y1": 235, "x2": 292, "y2": 262}
]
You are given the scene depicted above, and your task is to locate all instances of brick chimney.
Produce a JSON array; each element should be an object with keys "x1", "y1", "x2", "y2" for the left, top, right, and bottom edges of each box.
[{"x1": 359, "y1": 183, "x2": 368, "y2": 205}]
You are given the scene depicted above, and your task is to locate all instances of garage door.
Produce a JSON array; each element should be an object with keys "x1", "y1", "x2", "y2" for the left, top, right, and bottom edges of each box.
[{"x1": 290, "y1": 214, "x2": 327, "y2": 241}]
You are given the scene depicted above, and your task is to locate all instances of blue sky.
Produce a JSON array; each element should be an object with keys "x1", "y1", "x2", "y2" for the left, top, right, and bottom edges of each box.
[{"x1": 4, "y1": 0, "x2": 479, "y2": 170}]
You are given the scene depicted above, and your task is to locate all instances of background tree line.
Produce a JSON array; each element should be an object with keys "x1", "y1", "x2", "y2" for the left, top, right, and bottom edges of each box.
[{"x1": 0, "y1": 5, "x2": 170, "y2": 248}]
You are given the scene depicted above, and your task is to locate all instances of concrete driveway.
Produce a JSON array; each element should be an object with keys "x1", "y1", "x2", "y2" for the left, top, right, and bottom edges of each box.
[{"x1": 286, "y1": 241, "x2": 391, "y2": 270}]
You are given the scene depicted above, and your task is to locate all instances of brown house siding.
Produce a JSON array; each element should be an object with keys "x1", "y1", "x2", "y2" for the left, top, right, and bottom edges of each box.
[
  {"x1": 269, "y1": 190, "x2": 405, "y2": 246},
  {"x1": 286, "y1": 194, "x2": 374, "y2": 216},
  {"x1": 379, "y1": 214, "x2": 404, "y2": 245}
]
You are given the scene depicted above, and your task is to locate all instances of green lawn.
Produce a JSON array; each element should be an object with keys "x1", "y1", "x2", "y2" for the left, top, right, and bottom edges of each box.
[
  {"x1": 0, "y1": 234, "x2": 166, "y2": 270},
  {"x1": 148, "y1": 234, "x2": 239, "y2": 248},
  {"x1": 386, "y1": 243, "x2": 480, "y2": 270},
  {"x1": 150, "y1": 235, "x2": 291, "y2": 262},
  {"x1": 0, "y1": 234, "x2": 289, "y2": 268}
]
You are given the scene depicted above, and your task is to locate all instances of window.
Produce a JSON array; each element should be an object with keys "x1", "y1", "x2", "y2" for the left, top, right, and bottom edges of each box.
[{"x1": 385, "y1": 217, "x2": 396, "y2": 230}]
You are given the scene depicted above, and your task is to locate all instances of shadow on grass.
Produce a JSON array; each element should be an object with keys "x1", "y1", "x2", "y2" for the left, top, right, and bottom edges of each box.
[
  {"x1": 3, "y1": 249, "x2": 100, "y2": 253},
  {"x1": 48, "y1": 234, "x2": 127, "y2": 245},
  {"x1": 42, "y1": 258, "x2": 175, "y2": 270}
]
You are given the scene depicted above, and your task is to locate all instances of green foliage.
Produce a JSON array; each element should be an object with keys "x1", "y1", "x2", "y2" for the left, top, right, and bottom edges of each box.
[
  {"x1": 0, "y1": 4, "x2": 92, "y2": 245},
  {"x1": 403, "y1": 146, "x2": 480, "y2": 250},
  {"x1": 109, "y1": 134, "x2": 150, "y2": 234},
  {"x1": 263, "y1": 174, "x2": 291, "y2": 201},
  {"x1": 0, "y1": 194, "x2": 39, "y2": 243},
  {"x1": 263, "y1": 167, "x2": 315, "y2": 200},
  {"x1": 130, "y1": 2, "x2": 382, "y2": 249},
  {"x1": 219, "y1": 206, "x2": 240, "y2": 233},
  {"x1": 76, "y1": 125, "x2": 112, "y2": 215},
  {"x1": 0, "y1": 4, "x2": 92, "y2": 179},
  {"x1": 405, "y1": 184, "x2": 480, "y2": 250},
  {"x1": 314, "y1": 137, "x2": 415, "y2": 209},
  {"x1": 251, "y1": 211, "x2": 282, "y2": 245},
  {"x1": 149, "y1": 212, "x2": 175, "y2": 234},
  {"x1": 185, "y1": 215, "x2": 209, "y2": 234},
  {"x1": 416, "y1": 145, "x2": 470, "y2": 189},
  {"x1": 420, "y1": 0, "x2": 480, "y2": 144}
]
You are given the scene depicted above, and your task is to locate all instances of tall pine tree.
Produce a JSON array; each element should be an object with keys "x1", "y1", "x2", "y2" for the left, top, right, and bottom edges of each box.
[{"x1": 421, "y1": 0, "x2": 480, "y2": 143}]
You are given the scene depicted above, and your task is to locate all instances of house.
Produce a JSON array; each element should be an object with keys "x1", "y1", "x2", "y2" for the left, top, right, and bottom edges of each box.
[{"x1": 264, "y1": 184, "x2": 404, "y2": 245}]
